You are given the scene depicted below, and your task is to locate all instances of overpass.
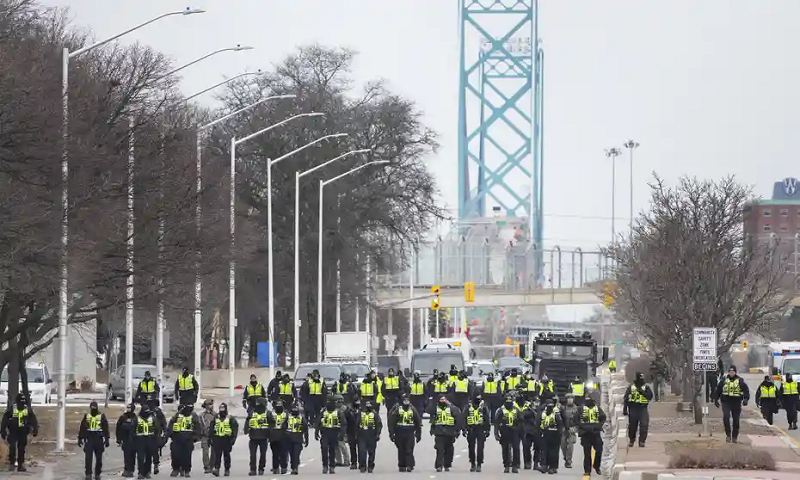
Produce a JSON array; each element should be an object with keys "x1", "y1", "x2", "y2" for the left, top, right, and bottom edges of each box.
[{"x1": 373, "y1": 284, "x2": 602, "y2": 309}]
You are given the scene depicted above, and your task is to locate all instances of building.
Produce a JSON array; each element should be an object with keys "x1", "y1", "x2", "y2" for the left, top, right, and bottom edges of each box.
[{"x1": 743, "y1": 177, "x2": 800, "y2": 289}]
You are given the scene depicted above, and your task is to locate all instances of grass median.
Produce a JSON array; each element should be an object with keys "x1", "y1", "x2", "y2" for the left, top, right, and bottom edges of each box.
[{"x1": 665, "y1": 438, "x2": 776, "y2": 470}]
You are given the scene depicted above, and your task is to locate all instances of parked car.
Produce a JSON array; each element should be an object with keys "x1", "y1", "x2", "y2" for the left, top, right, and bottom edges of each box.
[
  {"x1": 293, "y1": 363, "x2": 342, "y2": 394},
  {"x1": 108, "y1": 364, "x2": 175, "y2": 403},
  {"x1": 0, "y1": 362, "x2": 55, "y2": 405}
]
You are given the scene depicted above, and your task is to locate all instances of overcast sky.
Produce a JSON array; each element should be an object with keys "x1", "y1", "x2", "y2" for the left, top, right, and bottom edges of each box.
[{"x1": 41, "y1": 0, "x2": 800, "y2": 253}]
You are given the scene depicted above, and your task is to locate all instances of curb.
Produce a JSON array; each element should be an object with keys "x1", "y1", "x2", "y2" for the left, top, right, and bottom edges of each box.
[{"x1": 615, "y1": 471, "x2": 794, "y2": 480}]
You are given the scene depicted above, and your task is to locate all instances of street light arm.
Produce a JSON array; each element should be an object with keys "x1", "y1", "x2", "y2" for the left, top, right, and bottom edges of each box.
[
  {"x1": 183, "y1": 71, "x2": 264, "y2": 104},
  {"x1": 236, "y1": 113, "x2": 325, "y2": 145},
  {"x1": 199, "y1": 95, "x2": 296, "y2": 132},
  {"x1": 298, "y1": 149, "x2": 371, "y2": 179},
  {"x1": 158, "y1": 46, "x2": 253, "y2": 82},
  {"x1": 272, "y1": 133, "x2": 349, "y2": 165},
  {"x1": 322, "y1": 161, "x2": 390, "y2": 186},
  {"x1": 70, "y1": 9, "x2": 204, "y2": 58}
]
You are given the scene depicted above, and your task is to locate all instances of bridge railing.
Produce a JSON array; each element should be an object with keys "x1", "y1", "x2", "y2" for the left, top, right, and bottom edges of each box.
[{"x1": 377, "y1": 242, "x2": 613, "y2": 291}]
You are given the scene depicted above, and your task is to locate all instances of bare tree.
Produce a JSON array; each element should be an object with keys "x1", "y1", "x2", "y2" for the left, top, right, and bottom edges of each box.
[{"x1": 608, "y1": 175, "x2": 788, "y2": 423}]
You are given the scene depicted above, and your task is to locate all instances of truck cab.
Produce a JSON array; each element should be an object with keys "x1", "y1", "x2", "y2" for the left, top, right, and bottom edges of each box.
[{"x1": 524, "y1": 330, "x2": 607, "y2": 397}]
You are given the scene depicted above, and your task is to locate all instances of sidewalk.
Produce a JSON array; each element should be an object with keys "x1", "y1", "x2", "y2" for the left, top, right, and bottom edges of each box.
[{"x1": 612, "y1": 393, "x2": 800, "y2": 480}]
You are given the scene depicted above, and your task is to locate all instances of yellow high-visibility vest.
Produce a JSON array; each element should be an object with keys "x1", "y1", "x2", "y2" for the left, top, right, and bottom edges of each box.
[
  {"x1": 483, "y1": 381, "x2": 498, "y2": 394},
  {"x1": 280, "y1": 383, "x2": 294, "y2": 396},
  {"x1": 398, "y1": 410, "x2": 414, "y2": 425},
  {"x1": 360, "y1": 382, "x2": 375, "y2": 397},
  {"x1": 178, "y1": 375, "x2": 195, "y2": 391},
  {"x1": 173, "y1": 414, "x2": 193, "y2": 432},
  {"x1": 246, "y1": 383, "x2": 264, "y2": 397},
  {"x1": 12, "y1": 407, "x2": 27, "y2": 428},
  {"x1": 139, "y1": 380, "x2": 155, "y2": 393},
  {"x1": 85, "y1": 413, "x2": 102, "y2": 432},
  {"x1": 582, "y1": 406, "x2": 599, "y2": 423},
  {"x1": 571, "y1": 383, "x2": 585, "y2": 397},
  {"x1": 309, "y1": 382, "x2": 323, "y2": 395},
  {"x1": 540, "y1": 413, "x2": 557, "y2": 429},
  {"x1": 136, "y1": 416, "x2": 154, "y2": 436},
  {"x1": 722, "y1": 378, "x2": 742, "y2": 397},
  {"x1": 359, "y1": 412, "x2": 376, "y2": 429},
  {"x1": 760, "y1": 385, "x2": 777, "y2": 398},
  {"x1": 502, "y1": 407, "x2": 515, "y2": 426},
  {"x1": 249, "y1": 412, "x2": 268, "y2": 429},
  {"x1": 287, "y1": 416, "x2": 303, "y2": 433},
  {"x1": 466, "y1": 407, "x2": 483, "y2": 425},
  {"x1": 273, "y1": 412, "x2": 287, "y2": 429},
  {"x1": 434, "y1": 408, "x2": 455, "y2": 426},
  {"x1": 410, "y1": 382, "x2": 425, "y2": 396},
  {"x1": 214, "y1": 418, "x2": 232, "y2": 436},
  {"x1": 629, "y1": 386, "x2": 650, "y2": 404},
  {"x1": 384, "y1": 377, "x2": 400, "y2": 390},
  {"x1": 454, "y1": 379, "x2": 469, "y2": 393},
  {"x1": 434, "y1": 381, "x2": 449, "y2": 393},
  {"x1": 785, "y1": 381, "x2": 799, "y2": 395},
  {"x1": 321, "y1": 411, "x2": 340, "y2": 428}
]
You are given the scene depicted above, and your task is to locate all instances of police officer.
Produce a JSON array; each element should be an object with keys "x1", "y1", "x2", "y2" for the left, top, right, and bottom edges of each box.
[
  {"x1": 382, "y1": 368, "x2": 404, "y2": 412},
  {"x1": 115, "y1": 403, "x2": 137, "y2": 477},
  {"x1": 199, "y1": 399, "x2": 217, "y2": 473},
  {"x1": 505, "y1": 368, "x2": 522, "y2": 390},
  {"x1": 286, "y1": 403, "x2": 309, "y2": 475},
  {"x1": 244, "y1": 397, "x2": 270, "y2": 476},
  {"x1": 243, "y1": 374, "x2": 267, "y2": 413},
  {"x1": 482, "y1": 372, "x2": 504, "y2": 414},
  {"x1": 463, "y1": 394, "x2": 490, "y2": 472},
  {"x1": 538, "y1": 398, "x2": 563, "y2": 474},
  {"x1": 1, "y1": 393, "x2": 38, "y2": 473},
  {"x1": 512, "y1": 388, "x2": 537, "y2": 470},
  {"x1": 409, "y1": 371, "x2": 427, "y2": 415},
  {"x1": 278, "y1": 373, "x2": 296, "y2": 407},
  {"x1": 333, "y1": 394, "x2": 350, "y2": 467},
  {"x1": 624, "y1": 371, "x2": 654, "y2": 447},
  {"x1": 560, "y1": 394, "x2": 579, "y2": 469},
  {"x1": 315, "y1": 397, "x2": 346, "y2": 474},
  {"x1": 146, "y1": 398, "x2": 168, "y2": 475},
  {"x1": 167, "y1": 403, "x2": 202, "y2": 476},
  {"x1": 388, "y1": 395, "x2": 421, "y2": 472},
  {"x1": 267, "y1": 370, "x2": 283, "y2": 401},
  {"x1": 208, "y1": 402, "x2": 239, "y2": 476},
  {"x1": 360, "y1": 371, "x2": 379, "y2": 407},
  {"x1": 755, "y1": 375, "x2": 779, "y2": 425},
  {"x1": 431, "y1": 397, "x2": 461, "y2": 472},
  {"x1": 303, "y1": 370, "x2": 327, "y2": 425},
  {"x1": 78, "y1": 401, "x2": 110, "y2": 480},
  {"x1": 569, "y1": 376, "x2": 585, "y2": 405},
  {"x1": 451, "y1": 371, "x2": 472, "y2": 411},
  {"x1": 356, "y1": 400, "x2": 382, "y2": 472},
  {"x1": 575, "y1": 396, "x2": 605, "y2": 476},
  {"x1": 268, "y1": 400, "x2": 289, "y2": 474},
  {"x1": 609, "y1": 358, "x2": 617, "y2": 373},
  {"x1": 175, "y1": 367, "x2": 199, "y2": 406},
  {"x1": 538, "y1": 374, "x2": 555, "y2": 401},
  {"x1": 494, "y1": 394, "x2": 521, "y2": 473},
  {"x1": 780, "y1": 373, "x2": 799, "y2": 430},
  {"x1": 136, "y1": 371, "x2": 160, "y2": 405},
  {"x1": 713, "y1": 365, "x2": 750, "y2": 443},
  {"x1": 134, "y1": 403, "x2": 160, "y2": 480},
  {"x1": 430, "y1": 371, "x2": 452, "y2": 415},
  {"x1": 334, "y1": 372, "x2": 356, "y2": 406},
  {"x1": 343, "y1": 398, "x2": 360, "y2": 470}
]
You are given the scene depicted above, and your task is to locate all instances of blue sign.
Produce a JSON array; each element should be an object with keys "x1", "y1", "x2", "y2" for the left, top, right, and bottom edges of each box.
[
  {"x1": 772, "y1": 178, "x2": 800, "y2": 199},
  {"x1": 256, "y1": 342, "x2": 278, "y2": 367}
]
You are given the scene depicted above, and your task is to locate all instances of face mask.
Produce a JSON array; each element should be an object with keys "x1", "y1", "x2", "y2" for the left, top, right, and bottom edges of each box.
[
  {"x1": 363, "y1": 405, "x2": 372, "y2": 412},
  {"x1": 487, "y1": 376, "x2": 494, "y2": 382},
  {"x1": 585, "y1": 401, "x2": 595, "y2": 408},
  {"x1": 250, "y1": 379, "x2": 257, "y2": 385},
  {"x1": 504, "y1": 402, "x2": 513, "y2": 409},
  {"x1": 182, "y1": 407, "x2": 192, "y2": 415},
  {"x1": 545, "y1": 406, "x2": 554, "y2": 415},
  {"x1": 274, "y1": 405, "x2": 284, "y2": 413},
  {"x1": 472, "y1": 400, "x2": 481, "y2": 407},
  {"x1": 183, "y1": 370, "x2": 189, "y2": 376},
  {"x1": 90, "y1": 406, "x2": 99, "y2": 414},
  {"x1": 127, "y1": 405, "x2": 135, "y2": 413},
  {"x1": 290, "y1": 409, "x2": 299, "y2": 415},
  {"x1": 327, "y1": 403, "x2": 336, "y2": 411},
  {"x1": 438, "y1": 402, "x2": 447, "y2": 409},
  {"x1": 402, "y1": 402, "x2": 410, "y2": 410},
  {"x1": 414, "y1": 375, "x2": 420, "y2": 379},
  {"x1": 388, "y1": 372, "x2": 395, "y2": 377}
]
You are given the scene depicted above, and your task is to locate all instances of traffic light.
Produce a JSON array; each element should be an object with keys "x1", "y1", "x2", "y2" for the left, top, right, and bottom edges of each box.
[
  {"x1": 464, "y1": 281, "x2": 475, "y2": 303},
  {"x1": 431, "y1": 285, "x2": 440, "y2": 310},
  {"x1": 742, "y1": 341, "x2": 748, "y2": 350}
]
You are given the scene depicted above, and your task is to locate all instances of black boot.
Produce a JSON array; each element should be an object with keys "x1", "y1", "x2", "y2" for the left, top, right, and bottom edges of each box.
[
  {"x1": 476, "y1": 464, "x2": 482, "y2": 472},
  {"x1": 470, "y1": 463, "x2": 475, "y2": 472}
]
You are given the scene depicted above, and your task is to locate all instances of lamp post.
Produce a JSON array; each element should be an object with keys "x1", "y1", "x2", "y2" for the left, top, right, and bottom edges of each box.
[
  {"x1": 317, "y1": 161, "x2": 390, "y2": 361},
  {"x1": 623, "y1": 140, "x2": 640, "y2": 240},
  {"x1": 171, "y1": 90, "x2": 293, "y2": 404},
  {"x1": 293, "y1": 149, "x2": 371, "y2": 367},
  {"x1": 604, "y1": 147, "x2": 622, "y2": 246},
  {"x1": 59, "y1": 6, "x2": 204, "y2": 452},
  {"x1": 124, "y1": 44, "x2": 254, "y2": 407},
  {"x1": 231, "y1": 118, "x2": 338, "y2": 396}
]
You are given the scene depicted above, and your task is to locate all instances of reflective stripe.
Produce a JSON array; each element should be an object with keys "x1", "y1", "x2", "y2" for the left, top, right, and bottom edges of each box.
[
  {"x1": 411, "y1": 383, "x2": 425, "y2": 396},
  {"x1": 435, "y1": 409, "x2": 455, "y2": 426},
  {"x1": 466, "y1": 407, "x2": 483, "y2": 425},
  {"x1": 722, "y1": 378, "x2": 742, "y2": 397},
  {"x1": 483, "y1": 381, "x2": 497, "y2": 394},
  {"x1": 12, "y1": 407, "x2": 27, "y2": 428},
  {"x1": 178, "y1": 375, "x2": 195, "y2": 391},
  {"x1": 322, "y1": 412, "x2": 340, "y2": 428},
  {"x1": 86, "y1": 413, "x2": 102, "y2": 432},
  {"x1": 360, "y1": 383, "x2": 374, "y2": 397},
  {"x1": 454, "y1": 379, "x2": 468, "y2": 393},
  {"x1": 280, "y1": 383, "x2": 294, "y2": 395},
  {"x1": 398, "y1": 410, "x2": 414, "y2": 425},
  {"x1": 571, "y1": 383, "x2": 585, "y2": 396},
  {"x1": 506, "y1": 377, "x2": 520, "y2": 389},
  {"x1": 173, "y1": 414, "x2": 194, "y2": 432},
  {"x1": 273, "y1": 412, "x2": 287, "y2": 429},
  {"x1": 582, "y1": 406, "x2": 599, "y2": 423},
  {"x1": 540, "y1": 413, "x2": 557, "y2": 429},
  {"x1": 287, "y1": 416, "x2": 303, "y2": 433},
  {"x1": 309, "y1": 382, "x2": 323, "y2": 395},
  {"x1": 502, "y1": 407, "x2": 515, "y2": 426},
  {"x1": 136, "y1": 416, "x2": 154, "y2": 435},
  {"x1": 629, "y1": 386, "x2": 649, "y2": 404},
  {"x1": 140, "y1": 380, "x2": 155, "y2": 393},
  {"x1": 384, "y1": 377, "x2": 400, "y2": 390},
  {"x1": 359, "y1": 412, "x2": 376, "y2": 429},
  {"x1": 246, "y1": 384, "x2": 264, "y2": 396},
  {"x1": 785, "y1": 381, "x2": 799, "y2": 395},
  {"x1": 336, "y1": 382, "x2": 349, "y2": 394},
  {"x1": 214, "y1": 418, "x2": 232, "y2": 436},
  {"x1": 249, "y1": 412, "x2": 268, "y2": 429},
  {"x1": 434, "y1": 381, "x2": 449, "y2": 393},
  {"x1": 760, "y1": 385, "x2": 777, "y2": 399}
]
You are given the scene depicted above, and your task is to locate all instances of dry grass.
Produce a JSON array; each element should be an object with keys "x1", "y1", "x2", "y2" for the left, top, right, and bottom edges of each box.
[{"x1": 666, "y1": 439, "x2": 776, "y2": 470}]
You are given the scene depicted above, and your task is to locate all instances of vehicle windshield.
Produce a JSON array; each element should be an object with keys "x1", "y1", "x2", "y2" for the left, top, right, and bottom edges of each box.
[
  {"x1": 132, "y1": 366, "x2": 155, "y2": 378},
  {"x1": 295, "y1": 365, "x2": 341, "y2": 381},
  {"x1": 0, "y1": 368, "x2": 45, "y2": 383},
  {"x1": 412, "y1": 353, "x2": 464, "y2": 375},
  {"x1": 783, "y1": 358, "x2": 800, "y2": 375},
  {"x1": 535, "y1": 344, "x2": 593, "y2": 359},
  {"x1": 341, "y1": 364, "x2": 370, "y2": 377},
  {"x1": 476, "y1": 362, "x2": 495, "y2": 374},
  {"x1": 497, "y1": 357, "x2": 526, "y2": 368}
]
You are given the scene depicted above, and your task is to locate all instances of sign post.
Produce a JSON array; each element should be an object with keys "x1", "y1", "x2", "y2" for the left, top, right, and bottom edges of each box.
[{"x1": 693, "y1": 328, "x2": 718, "y2": 437}]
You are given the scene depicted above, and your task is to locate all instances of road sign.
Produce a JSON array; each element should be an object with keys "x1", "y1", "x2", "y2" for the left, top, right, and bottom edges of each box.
[
  {"x1": 693, "y1": 327, "x2": 718, "y2": 371},
  {"x1": 464, "y1": 281, "x2": 475, "y2": 302}
]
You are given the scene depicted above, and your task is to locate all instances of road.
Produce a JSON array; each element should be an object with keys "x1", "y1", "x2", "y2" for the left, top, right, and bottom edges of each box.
[{"x1": 741, "y1": 372, "x2": 800, "y2": 448}]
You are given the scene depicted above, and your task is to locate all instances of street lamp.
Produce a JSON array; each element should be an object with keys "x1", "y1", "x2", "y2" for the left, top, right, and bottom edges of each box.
[
  {"x1": 293, "y1": 149, "x2": 371, "y2": 368},
  {"x1": 604, "y1": 147, "x2": 622, "y2": 246},
  {"x1": 623, "y1": 140, "x2": 640, "y2": 240},
  {"x1": 317, "y1": 161, "x2": 390, "y2": 361},
  {"x1": 59, "y1": 6, "x2": 204, "y2": 452},
  {"x1": 123, "y1": 45, "x2": 254, "y2": 408},
  {"x1": 182, "y1": 70, "x2": 263, "y2": 103},
  {"x1": 230, "y1": 118, "x2": 340, "y2": 396}
]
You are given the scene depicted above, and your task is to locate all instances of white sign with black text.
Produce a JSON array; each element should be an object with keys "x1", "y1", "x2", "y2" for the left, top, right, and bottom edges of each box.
[{"x1": 693, "y1": 327, "x2": 718, "y2": 371}]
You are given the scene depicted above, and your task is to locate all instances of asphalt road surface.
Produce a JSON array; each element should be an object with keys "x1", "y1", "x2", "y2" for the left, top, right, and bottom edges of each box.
[{"x1": 180, "y1": 413, "x2": 595, "y2": 480}]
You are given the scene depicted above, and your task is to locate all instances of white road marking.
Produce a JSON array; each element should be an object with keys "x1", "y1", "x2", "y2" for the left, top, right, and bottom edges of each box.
[
  {"x1": 455, "y1": 454, "x2": 461, "y2": 459},
  {"x1": 461, "y1": 448, "x2": 468, "y2": 452},
  {"x1": 299, "y1": 463, "x2": 306, "y2": 468},
  {"x1": 429, "y1": 476, "x2": 436, "y2": 479}
]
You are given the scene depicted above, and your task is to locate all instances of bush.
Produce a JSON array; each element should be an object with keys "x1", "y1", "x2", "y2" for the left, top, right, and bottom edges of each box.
[
  {"x1": 624, "y1": 357, "x2": 652, "y2": 383},
  {"x1": 668, "y1": 446, "x2": 775, "y2": 470}
]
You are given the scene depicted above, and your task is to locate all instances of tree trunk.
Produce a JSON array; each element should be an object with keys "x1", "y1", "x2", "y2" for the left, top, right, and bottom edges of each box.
[
  {"x1": 7, "y1": 336, "x2": 19, "y2": 410},
  {"x1": 692, "y1": 372, "x2": 703, "y2": 424}
]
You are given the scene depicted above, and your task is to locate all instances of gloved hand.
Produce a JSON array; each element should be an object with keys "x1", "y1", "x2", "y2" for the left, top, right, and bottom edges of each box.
[
  {"x1": 389, "y1": 434, "x2": 395, "y2": 443},
  {"x1": 622, "y1": 406, "x2": 628, "y2": 416},
  {"x1": 415, "y1": 435, "x2": 421, "y2": 443},
  {"x1": 117, "y1": 441, "x2": 122, "y2": 447},
  {"x1": 714, "y1": 400, "x2": 720, "y2": 408},
  {"x1": 376, "y1": 436, "x2": 381, "y2": 442},
  {"x1": 743, "y1": 400, "x2": 749, "y2": 407},
  {"x1": 32, "y1": 431, "x2": 37, "y2": 438},
  {"x1": 315, "y1": 431, "x2": 320, "y2": 441},
  {"x1": 484, "y1": 430, "x2": 490, "y2": 439},
  {"x1": 304, "y1": 438, "x2": 309, "y2": 447},
  {"x1": 429, "y1": 431, "x2": 434, "y2": 436},
  {"x1": 78, "y1": 439, "x2": 84, "y2": 448},
  {"x1": 104, "y1": 438, "x2": 110, "y2": 448},
  {"x1": 494, "y1": 433, "x2": 501, "y2": 442}
]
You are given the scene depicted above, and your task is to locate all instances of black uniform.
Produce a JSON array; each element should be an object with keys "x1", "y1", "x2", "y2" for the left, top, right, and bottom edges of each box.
[
  {"x1": 243, "y1": 380, "x2": 267, "y2": 413},
  {"x1": 388, "y1": 401, "x2": 422, "y2": 472},
  {"x1": 277, "y1": 376, "x2": 297, "y2": 407},
  {"x1": 285, "y1": 409, "x2": 309, "y2": 474},
  {"x1": 780, "y1": 374, "x2": 799, "y2": 429},
  {"x1": 713, "y1": 368, "x2": 750, "y2": 442},
  {"x1": 135, "y1": 375, "x2": 160, "y2": 405},
  {"x1": 166, "y1": 406, "x2": 202, "y2": 476},
  {"x1": 515, "y1": 398, "x2": 538, "y2": 470},
  {"x1": 77, "y1": 403, "x2": 111, "y2": 479},
  {"x1": 538, "y1": 404, "x2": 563, "y2": 474},
  {"x1": 408, "y1": 375, "x2": 427, "y2": 414},
  {"x1": 268, "y1": 404, "x2": 289, "y2": 473},
  {"x1": 623, "y1": 373, "x2": 654, "y2": 447},
  {"x1": 0, "y1": 397, "x2": 38, "y2": 472},
  {"x1": 146, "y1": 399, "x2": 168, "y2": 474},
  {"x1": 355, "y1": 404, "x2": 383, "y2": 472},
  {"x1": 755, "y1": 377, "x2": 779, "y2": 425},
  {"x1": 115, "y1": 405, "x2": 138, "y2": 477},
  {"x1": 574, "y1": 401, "x2": 606, "y2": 476},
  {"x1": 333, "y1": 376, "x2": 357, "y2": 406},
  {"x1": 462, "y1": 399, "x2": 491, "y2": 472},
  {"x1": 208, "y1": 407, "x2": 239, "y2": 475},
  {"x1": 382, "y1": 371, "x2": 405, "y2": 412},
  {"x1": 494, "y1": 400, "x2": 522, "y2": 472},
  {"x1": 175, "y1": 370, "x2": 199, "y2": 406},
  {"x1": 302, "y1": 375, "x2": 328, "y2": 425},
  {"x1": 244, "y1": 401, "x2": 270, "y2": 475},
  {"x1": 314, "y1": 402, "x2": 347, "y2": 473},
  {"x1": 134, "y1": 407, "x2": 161, "y2": 478},
  {"x1": 482, "y1": 375, "x2": 504, "y2": 414},
  {"x1": 343, "y1": 401, "x2": 360, "y2": 469},
  {"x1": 430, "y1": 400, "x2": 462, "y2": 471}
]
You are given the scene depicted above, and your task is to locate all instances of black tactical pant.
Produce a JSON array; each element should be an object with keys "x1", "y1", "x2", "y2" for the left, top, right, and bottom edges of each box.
[
  {"x1": 271, "y1": 439, "x2": 288, "y2": 470},
  {"x1": 466, "y1": 429, "x2": 485, "y2": 466},
  {"x1": 786, "y1": 395, "x2": 799, "y2": 424},
  {"x1": 499, "y1": 431, "x2": 520, "y2": 468},
  {"x1": 433, "y1": 435, "x2": 455, "y2": 469},
  {"x1": 83, "y1": 436, "x2": 104, "y2": 475},
  {"x1": 394, "y1": 429, "x2": 416, "y2": 469},
  {"x1": 357, "y1": 435, "x2": 377, "y2": 470},
  {"x1": 121, "y1": 441, "x2": 136, "y2": 472},
  {"x1": 170, "y1": 437, "x2": 194, "y2": 473},
  {"x1": 287, "y1": 441, "x2": 303, "y2": 471},
  {"x1": 541, "y1": 430, "x2": 560, "y2": 471},
  {"x1": 7, "y1": 434, "x2": 27, "y2": 468},
  {"x1": 628, "y1": 406, "x2": 650, "y2": 443},
  {"x1": 721, "y1": 401, "x2": 742, "y2": 439},
  {"x1": 522, "y1": 431, "x2": 536, "y2": 466},
  {"x1": 249, "y1": 438, "x2": 268, "y2": 472},
  {"x1": 212, "y1": 437, "x2": 233, "y2": 471},
  {"x1": 319, "y1": 431, "x2": 339, "y2": 468},
  {"x1": 582, "y1": 432, "x2": 603, "y2": 474},
  {"x1": 136, "y1": 436, "x2": 156, "y2": 476}
]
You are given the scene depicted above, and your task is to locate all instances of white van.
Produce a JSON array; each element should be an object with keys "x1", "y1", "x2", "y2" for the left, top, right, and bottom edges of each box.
[{"x1": 0, "y1": 362, "x2": 55, "y2": 405}]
